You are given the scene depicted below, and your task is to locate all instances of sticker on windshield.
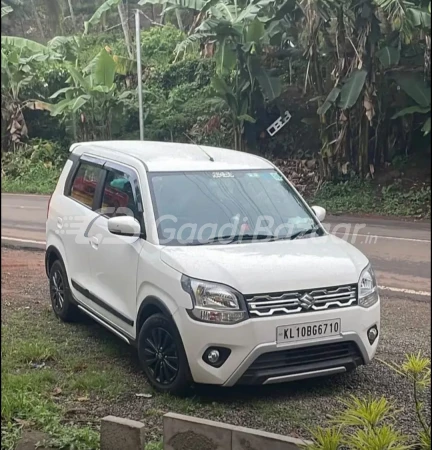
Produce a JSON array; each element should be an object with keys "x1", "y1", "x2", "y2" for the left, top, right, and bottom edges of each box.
[
  {"x1": 247, "y1": 173, "x2": 260, "y2": 178},
  {"x1": 212, "y1": 171, "x2": 234, "y2": 178},
  {"x1": 270, "y1": 172, "x2": 283, "y2": 181}
]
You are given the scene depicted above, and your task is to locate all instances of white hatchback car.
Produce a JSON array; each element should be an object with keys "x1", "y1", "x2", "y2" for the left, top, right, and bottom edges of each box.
[{"x1": 46, "y1": 141, "x2": 380, "y2": 394}]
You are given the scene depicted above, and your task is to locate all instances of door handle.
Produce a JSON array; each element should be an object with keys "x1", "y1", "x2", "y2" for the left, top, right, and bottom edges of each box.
[{"x1": 90, "y1": 236, "x2": 99, "y2": 250}]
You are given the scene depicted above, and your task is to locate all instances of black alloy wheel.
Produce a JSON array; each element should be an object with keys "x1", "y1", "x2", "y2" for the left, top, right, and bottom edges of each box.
[
  {"x1": 138, "y1": 313, "x2": 192, "y2": 395},
  {"x1": 143, "y1": 327, "x2": 179, "y2": 385},
  {"x1": 49, "y1": 259, "x2": 80, "y2": 322},
  {"x1": 50, "y1": 267, "x2": 65, "y2": 313}
]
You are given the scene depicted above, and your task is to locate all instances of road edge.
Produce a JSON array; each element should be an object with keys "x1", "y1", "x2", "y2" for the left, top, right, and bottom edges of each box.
[{"x1": 1, "y1": 237, "x2": 45, "y2": 252}]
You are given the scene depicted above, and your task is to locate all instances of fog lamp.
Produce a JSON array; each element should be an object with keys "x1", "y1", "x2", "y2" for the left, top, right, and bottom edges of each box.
[
  {"x1": 368, "y1": 325, "x2": 379, "y2": 345},
  {"x1": 207, "y1": 349, "x2": 220, "y2": 364}
]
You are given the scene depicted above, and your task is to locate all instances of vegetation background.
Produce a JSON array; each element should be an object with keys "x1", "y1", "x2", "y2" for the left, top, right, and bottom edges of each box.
[{"x1": 1, "y1": 0, "x2": 431, "y2": 216}]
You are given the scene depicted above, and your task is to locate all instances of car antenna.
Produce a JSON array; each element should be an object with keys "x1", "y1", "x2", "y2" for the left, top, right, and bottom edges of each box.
[{"x1": 183, "y1": 133, "x2": 214, "y2": 162}]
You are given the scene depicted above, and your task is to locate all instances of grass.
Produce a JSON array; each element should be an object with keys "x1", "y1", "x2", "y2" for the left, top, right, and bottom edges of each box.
[
  {"x1": 310, "y1": 179, "x2": 431, "y2": 218},
  {"x1": 1, "y1": 309, "x2": 152, "y2": 450},
  {"x1": 1, "y1": 163, "x2": 60, "y2": 195},
  {"x1": 1, "y1": 305, "x2": 320, "y2": 449}
]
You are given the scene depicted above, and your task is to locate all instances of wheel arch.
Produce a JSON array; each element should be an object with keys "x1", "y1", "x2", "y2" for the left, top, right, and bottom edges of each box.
[
  {"x1": 45, "y1": 245, "x2": 65, "y2": 278},
  {"x1": 136, "y1": 296, "x2": 173, "y2": 334}
]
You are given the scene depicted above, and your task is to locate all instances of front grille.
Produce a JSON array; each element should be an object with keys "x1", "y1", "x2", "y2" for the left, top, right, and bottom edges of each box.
[
  {"x1": 238, "y1": 341, "x2": 363, "y2": 385},
  {"x1": 246, "y1": 285, "x2": 357, "y2": 318}
]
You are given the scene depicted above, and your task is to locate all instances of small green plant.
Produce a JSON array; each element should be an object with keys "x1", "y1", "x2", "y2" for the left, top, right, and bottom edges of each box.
[
  {"x1": 146, "y1": 441, "x2": 164, "y2": 450},
  {"x1": 304, "y1": 353, "x2": 431, "y2": 450},
  {"x1": 381, "y1": 352, "x2": 431, "y2": 449}
]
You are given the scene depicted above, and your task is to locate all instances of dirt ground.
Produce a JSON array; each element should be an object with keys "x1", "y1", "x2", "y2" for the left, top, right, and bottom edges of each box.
[{"x1": 2, "y1": 247, "x2": 47, "y2": 311}]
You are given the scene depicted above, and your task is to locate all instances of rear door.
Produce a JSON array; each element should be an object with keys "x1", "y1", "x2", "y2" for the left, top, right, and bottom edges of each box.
[
  {"x1": 86, "y1": 160, "x2": 145, "y2": 338},
  {"x1": 60, "y1": 155, "x2": 105, "y2": 306}
]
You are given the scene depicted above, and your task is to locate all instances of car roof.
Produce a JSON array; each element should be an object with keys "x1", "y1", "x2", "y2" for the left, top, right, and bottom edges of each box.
[{"x1": 70, "y1": 141, "x2": 273, "y2": 172}]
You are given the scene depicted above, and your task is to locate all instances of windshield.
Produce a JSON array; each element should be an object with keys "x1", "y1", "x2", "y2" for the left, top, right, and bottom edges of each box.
[{"x1": 149, "y1": 169, "x2": 322, "y2": 246}]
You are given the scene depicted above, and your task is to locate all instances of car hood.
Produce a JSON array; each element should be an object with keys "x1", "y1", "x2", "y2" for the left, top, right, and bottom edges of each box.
[{"x1": 160, "y1": 234, "x2": 369, "y2": 294}]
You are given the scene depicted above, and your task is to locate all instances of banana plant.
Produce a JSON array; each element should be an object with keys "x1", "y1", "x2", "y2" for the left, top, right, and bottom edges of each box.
[
  {"x1": 145, "y1": 0, "x2": 281, "y2": 150},
  {"x1": 1, "y1": 37, "x2": 55, "y2": 150},
  {"x1": 1, "y1": 5, "x2": 13, "y2": 17},
  {"x1": 84, "y1": 0, "x2": 134, "y2": 59},
  {"x1": 49, "y1": 48, "x2": 134, "y2": 141},
  {"x1": 209, "y1": 75, "x2": 256, "y2": 151},
  {"x1": 391, "y1": 72, "x2": 431, "y2": 135}
]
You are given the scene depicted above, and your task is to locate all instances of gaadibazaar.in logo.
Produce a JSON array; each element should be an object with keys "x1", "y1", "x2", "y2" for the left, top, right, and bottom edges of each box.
[{"x1": 56, "y1": 209, "x2": 376, "y2": 246}]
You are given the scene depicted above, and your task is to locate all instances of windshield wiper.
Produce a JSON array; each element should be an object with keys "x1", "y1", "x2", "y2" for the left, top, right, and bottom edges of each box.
[
  {"x1": 290, "y1": 225, "x2": 321, "y2": 241},
  {"x1": 194, "y1": 233, "x2": 278, "y2": 245}
]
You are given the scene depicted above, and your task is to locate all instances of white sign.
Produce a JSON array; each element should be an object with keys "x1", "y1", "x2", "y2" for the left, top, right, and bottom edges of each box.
[{"x1": 267, "y1": 111, "x2": 292, "y2": 137}]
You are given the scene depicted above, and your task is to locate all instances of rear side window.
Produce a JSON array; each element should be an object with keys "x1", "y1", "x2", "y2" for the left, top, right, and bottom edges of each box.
[
  {"x1": 101, "y1": 168, "x2": 143, "y2": 221},
  {"x1": 69, "y1": 162, "x2": 104, "y2": 208}
]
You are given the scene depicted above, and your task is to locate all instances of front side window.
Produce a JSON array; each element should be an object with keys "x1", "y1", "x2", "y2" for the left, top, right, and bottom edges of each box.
[
  {"x1": 101, "y1": 168, "x2": 143, "y2": 222},
  {"x1": 149, "y1": 170, "x2": 322, "y2": 246},
  {"x1": 69, "y1": 162, "x2": 103, "y2": 208}
]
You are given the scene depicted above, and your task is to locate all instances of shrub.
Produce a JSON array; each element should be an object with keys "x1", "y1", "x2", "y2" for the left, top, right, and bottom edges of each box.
[
  {"x1": 304, "y1": 353, "x2": 431, "y2": 450},
  {"x1": 1, "y1": 139, "x2": 65, "y2": 194},
  {"x1": 141, "y1": 25, "x2": 186, "y2": 67}
]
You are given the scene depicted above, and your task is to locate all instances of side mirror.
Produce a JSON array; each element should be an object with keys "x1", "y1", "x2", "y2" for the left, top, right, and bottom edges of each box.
[
  {"x1": 311, "y1": 205, "x2": 326, "y2": 222},
  {"x1": 108, "y1": 216, "x2": 141, "y2": 237}
]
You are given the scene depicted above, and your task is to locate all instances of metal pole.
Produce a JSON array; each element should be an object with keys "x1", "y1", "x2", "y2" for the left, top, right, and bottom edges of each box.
[{"x1": 135, "y1": 10, "x2": 144, "y2": 140}]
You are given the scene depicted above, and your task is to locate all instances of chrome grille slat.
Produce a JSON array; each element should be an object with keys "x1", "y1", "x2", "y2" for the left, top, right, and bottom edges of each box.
[
  {"x1": 246, "y1": 285, "x2": 358, "y2": 318},
  {"x1": 312, "y1": 292, "x2": 356, "y2": 301}
]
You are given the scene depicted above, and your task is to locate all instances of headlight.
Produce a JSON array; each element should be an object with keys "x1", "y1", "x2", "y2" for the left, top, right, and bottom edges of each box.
[
  {"x1": 181, "y1": 275, "x2": 247, "y2": 324},
  {"x1": 358, "y1": 264, "x2": 379, "y2": 308}
]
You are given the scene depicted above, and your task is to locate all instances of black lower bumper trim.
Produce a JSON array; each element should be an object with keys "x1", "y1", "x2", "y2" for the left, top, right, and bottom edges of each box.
[{"x1": 237, "y1": 341, "x2": 364, "y2": 385}]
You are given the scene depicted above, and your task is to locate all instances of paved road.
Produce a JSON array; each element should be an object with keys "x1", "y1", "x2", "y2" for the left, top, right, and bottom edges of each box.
[{"x1": 1, "y1": 193, "x2": 431, "y2": 297}]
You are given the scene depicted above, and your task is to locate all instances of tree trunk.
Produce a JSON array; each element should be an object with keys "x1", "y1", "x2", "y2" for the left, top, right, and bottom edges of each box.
[
  {"x1": 67, "y1": 0, "x2": 76, "y2": 32},
  {"x1": 30, "y1": 0, "x2": 45, "y2": 40},
  {"x1": 118, "y1": 1, "x2": 133, "y2": 59}
]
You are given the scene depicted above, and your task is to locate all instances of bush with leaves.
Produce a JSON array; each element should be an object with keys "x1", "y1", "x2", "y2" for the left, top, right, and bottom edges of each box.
[
  {"x1": 304, "y1": 353, "x2": 431, "y2": 450},
  {"x1": 1, "y1": 139, "x2": 65, "y2": 194},
  {"x1": 141, "y1": 25, "x2": 186, "y2": 68}
]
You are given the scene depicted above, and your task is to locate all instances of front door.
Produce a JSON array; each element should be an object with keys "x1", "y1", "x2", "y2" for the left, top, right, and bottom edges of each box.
[{"x1": 86, "y1": 161, "x2": 145, "y2": 338}]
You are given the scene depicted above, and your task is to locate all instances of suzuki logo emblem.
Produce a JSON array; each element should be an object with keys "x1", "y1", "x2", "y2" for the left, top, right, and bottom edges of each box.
[{"x1": 299, "y1": 293, "x2": 316, "y2": 310}]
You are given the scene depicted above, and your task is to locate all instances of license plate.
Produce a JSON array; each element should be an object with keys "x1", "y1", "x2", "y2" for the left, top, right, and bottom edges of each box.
[{"x1": 276, "y1": 319, "x2": 341, "y2": 343}]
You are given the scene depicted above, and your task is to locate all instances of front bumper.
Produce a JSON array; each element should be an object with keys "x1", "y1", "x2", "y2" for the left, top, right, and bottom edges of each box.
[{"x1": 173, "y1": 300, "x2": 380, "y2": 386}]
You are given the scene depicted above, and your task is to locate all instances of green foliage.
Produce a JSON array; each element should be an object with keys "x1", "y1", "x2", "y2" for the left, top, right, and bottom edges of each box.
[
  {"x1": 1, "y1": 163, "x2": 60, "y2": 194},
  {"x1": 2, "y1": 0, "x2": 431, "y2": 190},
  {"x1": 312, "y1": 179, "x2": 431, "y2": 218},
  {"x1": 380, "y1": 352, "x2": 431, "y2": 448},
  {"x1": 168, "y1": 0, "x2": 283, "y2": 149},
  {"x1": 337, "y1": 70, "x2": 368, "y2": 110},
  {"x1": 141, "y1": 25, "x2": 186, "y2": 67},
  {"x1": 49, "y1": 48, "x2": 134, "y2": 141},
  {"x1": 1, "y1": 139, "x2": 64, "y2": 194},
  {"x1": 1, "y1": 5, "x2": 13, "y2": 18},
  {"x1": 84, "y1": 0, "x2": 122, "y2": 34},
  {"x1": 145, "y1": 441, "x2": 164, "y2": 450},
  {"x1": 304, "y1": 354, "x2": 431, "y2": 450}
]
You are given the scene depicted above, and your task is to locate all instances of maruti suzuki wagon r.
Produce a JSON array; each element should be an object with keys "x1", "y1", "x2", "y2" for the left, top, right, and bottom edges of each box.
[{"x1": 46, "y1": 141, "x2": 380, "y2": 394}]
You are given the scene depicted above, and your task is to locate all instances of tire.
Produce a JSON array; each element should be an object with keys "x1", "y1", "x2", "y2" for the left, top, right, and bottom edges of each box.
[
  {"x1": 138, "y1": 313, "x2": 192, "y2": 395},
  {"x1": 49, "y1": 259, "x2": 80, "y2": 322}
]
